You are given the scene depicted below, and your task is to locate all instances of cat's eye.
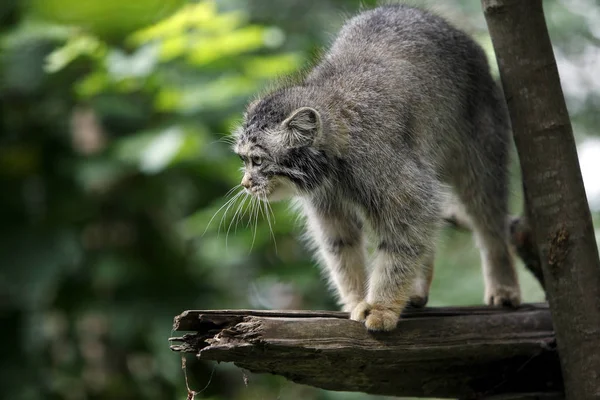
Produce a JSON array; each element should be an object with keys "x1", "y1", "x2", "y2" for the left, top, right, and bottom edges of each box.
[{"x1": 251, "y1": 156, "x2": 262, "y2": 166}]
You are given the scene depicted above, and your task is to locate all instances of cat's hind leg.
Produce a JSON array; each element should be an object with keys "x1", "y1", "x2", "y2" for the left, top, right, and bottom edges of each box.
[
  {"x1": 409, "y1": 252, "x2": 434, "y2": 308},
  {"x1": 451, "y1": 152, "x2": 521, "y2": 307}
]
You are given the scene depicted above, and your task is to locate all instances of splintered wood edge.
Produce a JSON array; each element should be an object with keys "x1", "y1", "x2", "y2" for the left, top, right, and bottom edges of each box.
[
  {"x1": 167, "y1": 304, "x2": 561, "y2": 398},
  {"x1": 172, "y1": 303, "x2": 549, "y2": 332}
]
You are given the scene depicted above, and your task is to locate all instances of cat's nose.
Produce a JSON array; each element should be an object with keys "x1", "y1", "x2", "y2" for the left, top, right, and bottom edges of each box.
[{"x1": 241, "y1": 175, "x2": 252, "y2": 189}]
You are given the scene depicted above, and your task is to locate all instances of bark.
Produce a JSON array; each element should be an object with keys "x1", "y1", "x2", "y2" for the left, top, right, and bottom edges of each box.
[
  {"x1": 481, "y1": 1, "x2": 600, "y2": 399},
  {"x1": 170, "y1": 305, "x2": 562, "y2": 399}
]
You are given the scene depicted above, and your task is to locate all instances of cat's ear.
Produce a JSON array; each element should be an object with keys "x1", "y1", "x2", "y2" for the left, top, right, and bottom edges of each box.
[
  {"x1": 243, "y1": 98, "x2": 260, "y2": 119},
  {"x1": 281, "y1": 107, "x2": 321, "y2": 147}
]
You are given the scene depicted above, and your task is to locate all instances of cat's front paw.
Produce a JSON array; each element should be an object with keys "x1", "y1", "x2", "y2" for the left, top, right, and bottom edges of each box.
[
  {"x1": 485, "y1": 284, "x2": 521, "y2": 308},
  {"x1": 350, "y1": 301, "x2": 400, "y2": 331},
  {"x1": 349, "y1": 300, "x2": 370, "y2": 322}
]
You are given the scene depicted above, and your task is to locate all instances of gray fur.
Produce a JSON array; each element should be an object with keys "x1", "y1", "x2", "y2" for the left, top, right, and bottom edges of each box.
[{"x1": 233, "y1": 4, "x2": 520, "y2": 331}]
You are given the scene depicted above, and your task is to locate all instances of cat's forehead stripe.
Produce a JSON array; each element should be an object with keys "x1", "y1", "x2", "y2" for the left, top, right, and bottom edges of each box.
[
  {"x1": 236, "y1": 140, "x2": 264, "y2": 156},
  {"x1": 238, "y1": 128, "x2": 263, "y2": 147}
]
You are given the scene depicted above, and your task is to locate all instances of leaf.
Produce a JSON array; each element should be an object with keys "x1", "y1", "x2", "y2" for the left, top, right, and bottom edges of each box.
[
  {"x1": 30, "y1": 0, "x2": 185, "y2": 39},
  {"x1": 45, "y1": 34, "x2": 106, "y2": 73}
]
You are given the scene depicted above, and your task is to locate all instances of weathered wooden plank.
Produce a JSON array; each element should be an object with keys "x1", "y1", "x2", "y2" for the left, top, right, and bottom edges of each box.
[{"x1": 170, "y1": 304, "x2": 562, "y2": 398}]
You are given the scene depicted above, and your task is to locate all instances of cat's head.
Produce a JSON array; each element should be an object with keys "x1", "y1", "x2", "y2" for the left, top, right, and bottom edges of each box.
[{"x1": 232, "y1": 90, "x2": 328, "y2": 201}]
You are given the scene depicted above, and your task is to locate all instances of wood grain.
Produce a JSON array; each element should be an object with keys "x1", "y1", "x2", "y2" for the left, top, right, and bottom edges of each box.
[{"x1": 170, "y1": 305, "x2": 563, "y2": 398}]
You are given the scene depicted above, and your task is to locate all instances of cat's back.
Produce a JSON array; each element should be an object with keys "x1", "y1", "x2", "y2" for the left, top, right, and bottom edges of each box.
[
  {"x1": 308, "y1": 5, "x2": 485, "y2": 88},
  {"x1": 302, "y1": 5, "x2": 502, "y2": 169},
  {"x1": 335, "y1": 5, "x2": 477, "y2": 61}
]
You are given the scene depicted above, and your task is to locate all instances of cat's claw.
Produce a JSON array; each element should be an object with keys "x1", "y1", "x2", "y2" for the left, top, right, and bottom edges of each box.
[
  {"x1": 408, "y1": 295, "x2": 428, "y2": 308},
  {"x1": 350, "y1": 301, "x2": 400, "y2": 331}
]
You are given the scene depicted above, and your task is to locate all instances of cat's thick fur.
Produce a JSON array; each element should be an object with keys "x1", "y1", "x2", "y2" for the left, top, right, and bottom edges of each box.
[{"x1": 233, "y1": 4, "x2": 520, "y2": 331}]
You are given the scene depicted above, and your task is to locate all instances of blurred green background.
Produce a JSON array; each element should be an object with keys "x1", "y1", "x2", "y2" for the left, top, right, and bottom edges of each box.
[{"x1": 1, "y1": 0, "x2": 599, "y2": 399}]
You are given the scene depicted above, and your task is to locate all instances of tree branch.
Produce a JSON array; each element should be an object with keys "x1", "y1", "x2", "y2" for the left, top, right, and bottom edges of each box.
[{"x1": 170, "y1": 305, "x2": 563, "y2": 399}]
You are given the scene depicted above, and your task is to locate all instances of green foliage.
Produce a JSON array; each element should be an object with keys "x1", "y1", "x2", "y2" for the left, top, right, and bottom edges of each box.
[
  {"x1": 0, "y1": 1, "x2": 597, "y2": 400},
  {"x1": 29, "y1": 0, "x2": 186, "y2": 39}
]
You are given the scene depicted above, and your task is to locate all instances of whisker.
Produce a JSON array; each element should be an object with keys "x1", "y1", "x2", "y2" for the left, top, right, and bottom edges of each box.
[
  {"x1": 266, "y1": 197, "x2": 277, "y2": 224},
  {"x1": 235, "y1": 193, "x2": 250, "y2": 233},
  {"x1": 208, "y1": 135, "x2": 237, "y2": 147},
  {"x1": 224, "y1": 185, "x2": 242, "y2": 199},
  {"x1": 247, "y1": 195, "x2": 257, "y2": 229},
  {"x1": 226, "y1": 192, "x2": 247, "y2": 249},
  {"x1": 250, "y1": 196, "x2": 260, "y2": 251},
  {"x1": 219, "y1": 136, "x2": 235, "y2": 143},
  {"x1": 262, "y1": 196, "x2": 278, "y2": 254},
  {"x1": 217, "y1": 190, "x2": 245, "y2": 237},
  {"x1": 266, "y1": 198, "x2": 278, "y2": 246},
  {"x1": 202, "y1": 188, "x2": 244, "y2": 236},
  {"x1": 245, "y1": 196, "x2": 256, "y2": 254}
]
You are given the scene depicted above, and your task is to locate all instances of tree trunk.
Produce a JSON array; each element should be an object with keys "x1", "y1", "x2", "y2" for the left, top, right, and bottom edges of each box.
[{"x1": 481, "y1": 1, "x2": 600, "y2": 399}]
